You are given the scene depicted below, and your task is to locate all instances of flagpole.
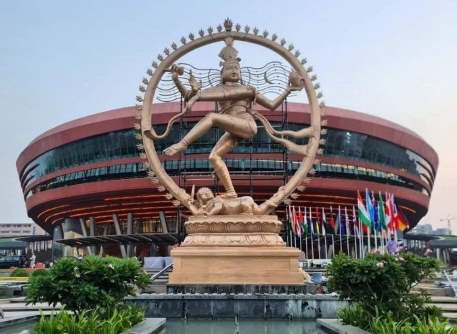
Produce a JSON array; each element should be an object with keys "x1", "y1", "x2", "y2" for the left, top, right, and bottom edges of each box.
[
  {"x1": 374, "y1": 228, "x2": 378, "y2": 251},
  {"x1": 338, "y1": 206, "x2": 343, "y2": 254},
  {"x1": 367, "y1": 229, "x2": 371, "y2": 254},
  {"x1": 330, "y1": 206, "x2": 335, "y2": 258},
  {"x1": 352, "y1": 206, "x2": 357, "y2": 259},
  {"x1": 305, "y1": 233, "x2": 308, "y2": 259},
  {"x1": 298, "y1": 207, "x2": 303, "y2": 253},
  {"x1": 289, "y1": 206, "x2": 294, "y2": 248},
  {"x1": 359, "y1": 218, "x2": 364, "y2": 258},
  {"x1": 309, "y1": 207, "x2": 314, "y2": 262},
  {"x1": 322, "y1": 207, "x2": 328, "y2": 260},
  {"x1": 304, "y1": 207, "x2": 308, "y2": 259},
  {"x1": 345, "y1": 207, "x2": 350, "y2": 256}
]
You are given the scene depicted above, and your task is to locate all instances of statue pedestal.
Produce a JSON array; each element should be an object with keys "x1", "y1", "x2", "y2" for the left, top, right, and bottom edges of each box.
[{"x1": 169, "y1": 215, "x2": 304, "y2": 285}]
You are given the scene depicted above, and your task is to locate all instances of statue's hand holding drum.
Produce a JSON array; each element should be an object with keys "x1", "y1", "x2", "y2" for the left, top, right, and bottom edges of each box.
[
  {"x1": 170, "y1": 64, "x2": 185, "y2": 79},
  {"x1": 288, "y1": 70, "x2": 305, "y2": 92}
]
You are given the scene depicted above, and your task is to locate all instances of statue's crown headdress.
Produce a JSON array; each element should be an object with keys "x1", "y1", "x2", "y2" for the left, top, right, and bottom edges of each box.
[{"x1": 219, "y1": 37, "x2": 240, "y2": 67}]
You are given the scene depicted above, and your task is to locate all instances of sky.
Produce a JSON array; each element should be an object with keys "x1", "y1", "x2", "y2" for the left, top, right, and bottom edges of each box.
[{"x1": 0, "y1": 1, "x2": 456, "y2": 231}]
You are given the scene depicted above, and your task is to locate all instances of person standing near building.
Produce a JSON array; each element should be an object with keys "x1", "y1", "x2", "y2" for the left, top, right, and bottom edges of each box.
[
  {"x1": 387, "y1": 235, "x2": 398, "y2": 255},
  {"x1": 30, "y1": 252, "x2": 36, "y2": 269}
]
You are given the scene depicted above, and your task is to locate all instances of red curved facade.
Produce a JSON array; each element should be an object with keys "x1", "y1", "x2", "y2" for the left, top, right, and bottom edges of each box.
[{"x1": 16, "y1": 102, "x2": 438, "y2": 233}]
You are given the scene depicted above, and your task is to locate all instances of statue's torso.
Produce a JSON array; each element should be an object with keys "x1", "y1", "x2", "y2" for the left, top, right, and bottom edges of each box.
[{"x1": 216, "y1": 84, "x2": 255, "y2": 117}]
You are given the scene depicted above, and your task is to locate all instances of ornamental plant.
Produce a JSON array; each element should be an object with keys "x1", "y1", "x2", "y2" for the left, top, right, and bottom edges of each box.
[
  {"x1": 34, "y1": 305, "x2": 144, "y2": 334},
  {"x1": 327, "y1": 252, "x2": 440, "y2": 318},
  {"x1": 27, "y1": 256, "x2": 150, "y2": 314}
]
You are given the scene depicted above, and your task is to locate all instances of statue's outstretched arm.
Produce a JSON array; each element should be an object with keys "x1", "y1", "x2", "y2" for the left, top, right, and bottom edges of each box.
[
  {"x1": 171, "y1": 65, "x2": 193, "y2": 100},
  {"x1": 255, "y1": 88, "x2": 291, "y2": 111}
]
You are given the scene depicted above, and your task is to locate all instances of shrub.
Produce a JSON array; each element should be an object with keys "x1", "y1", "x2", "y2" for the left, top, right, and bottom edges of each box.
[
  {"x1": 10, "y1": 268, "x2": 29, "y2": 277},
  {"x1": 34, "y1": 305, "x2": 145, "y2": 334},
  {"x1": 337, "y1": 304, "x2": 372, "y2": 330},
  {"x1": 27, "y1": 256, "x2": 150, "y2": 313},
  {"x1": 327, "y1": 252, "x2": 440, "y2": 317},
  {"x1": 370, "y1": 315, "x2": 457, "y2": 334}
]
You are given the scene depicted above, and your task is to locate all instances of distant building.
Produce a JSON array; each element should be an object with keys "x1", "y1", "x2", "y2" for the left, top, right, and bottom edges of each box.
[
  {"x1": 0, "y1": 222, "x2": 45, "y2": 238},
  {"x1": 411, "y1": 223, "x2": 451, "y2": 236},
  {"x1": 412, "y1": 223, "x2": 434, "y2": 234},
  {"x1": 434, "y1": 227, "x2": 451, "y2": 235}
]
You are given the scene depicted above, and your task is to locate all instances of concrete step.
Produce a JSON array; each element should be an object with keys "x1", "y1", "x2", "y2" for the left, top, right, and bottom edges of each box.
[
  {"x1": 430, "y1": 303, "x2": 457, "y2": 312},
  {"x1": 430, "y1": 296, "x2": 457, "y2": 303},
  {"x1": 0, "y1": 297, "x2": 26, "y2": 304},
  {"x1": 412, "y1": 286, "x2": 453, "y2": 297},
  {"x1": 143, "y1": 285, "x2": 167, "y2": 294},
  {"x1": 0, "y1": 302, "x2": 61, "y2": 311},
  {"x1": 443, "y1": 313, "x2": 457, "y2": 323}
]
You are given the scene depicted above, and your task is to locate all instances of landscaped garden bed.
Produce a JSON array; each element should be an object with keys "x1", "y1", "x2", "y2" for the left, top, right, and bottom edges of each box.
[
  {"x1": 325, "y1": 252, "x2": 457, "y2": 333},
  {"x1": 26, "y1": 256, "x2": 151, "y2": 334}
]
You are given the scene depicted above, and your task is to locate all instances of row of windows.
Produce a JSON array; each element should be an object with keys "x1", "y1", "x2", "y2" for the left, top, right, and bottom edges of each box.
[
  {"x1": 25, "y1": 159, "x2": 429, "y2": 199},
  {"x1": 21, "y1": 122, "x2": 436, "y2": 192}
]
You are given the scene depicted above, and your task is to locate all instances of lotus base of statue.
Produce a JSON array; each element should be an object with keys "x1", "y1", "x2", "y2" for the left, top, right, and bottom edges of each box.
[{"x1": 169, "y1": 215, "x2": 305, "y2": 285}]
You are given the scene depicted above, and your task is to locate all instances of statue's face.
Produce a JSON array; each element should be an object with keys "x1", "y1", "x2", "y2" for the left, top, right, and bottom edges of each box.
[
  {"x1": 198, "y1": 188, "x2": 214, "y2": 203},
  {"x1": 222, "y1": 62, "x2": 241, "y2": 83}
]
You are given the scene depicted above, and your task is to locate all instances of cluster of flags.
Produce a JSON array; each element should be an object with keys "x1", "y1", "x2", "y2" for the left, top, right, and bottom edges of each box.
[
  {"x1": 357, "y1": 189, "x2": 409, "y2": 234},
  {"x1": 287, "y1": 189, "x2": 409, "y2": 238}
]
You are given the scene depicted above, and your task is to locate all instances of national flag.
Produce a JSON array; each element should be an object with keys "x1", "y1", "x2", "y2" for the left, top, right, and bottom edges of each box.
[
  {"x1": 391, "y1": 194, "x2": 409, "y2": 232},
  {"x1": 396, "y1": 207, "x2": 410, "y2": 232},
  {"x1": 314, "y1": 207, "x2": 321, "y2": 235},
  {"x1": 352, "y1": 205, "x2": 359, "y2": 237},
  {"x1": 358, "y1": 190, "x2": 372, "y2": 228},
  {"x1": 344, "y1": 206, "x2": 351, "y2": 236},
  {"x1": 385, "y1": 192, "x2": 393, "y2": 230},
  {"x1": 329, "y1": 206, "x2": 336, "y2": 233},
  {"x1": 287, "y1": 205, "x2": 294, "y2": 234},
  {"x1": 366, "y1": 189, "x2": 375, "y2": 229},
  {"x1": 308, "y1": 207, "x2": 314, "y2": 235},
  {"x1": 371, "y1": 191, "x2": 380, "y2": 232},
  {"x1": 321, "y1": 207, "x2": 327, "y2": 236},
  {"x1": 337, "y1": 206, "x2": 346, "y2": 235},
  {"x1": 378, "y1": 192, "x2": 387, "y2": 231},
  {"x1": 302, "y1": 207, "x2": 308, "y2": 235},
  {"x1": 295, "y1": 206, "x2": 303, "y2": 235}
]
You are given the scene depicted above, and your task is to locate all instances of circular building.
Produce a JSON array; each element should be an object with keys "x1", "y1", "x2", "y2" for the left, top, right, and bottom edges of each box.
[{"x1": 16, "y1": 102, "x2": 438, "y2": 257}]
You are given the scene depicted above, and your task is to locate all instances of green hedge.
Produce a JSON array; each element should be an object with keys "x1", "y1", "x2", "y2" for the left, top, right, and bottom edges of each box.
[
  {"x1": 328, "y1": 252, "x2": 449, "y2": 333},
  {"x1": 27, "y1": 256, "x2": 150, "y2": 313}
]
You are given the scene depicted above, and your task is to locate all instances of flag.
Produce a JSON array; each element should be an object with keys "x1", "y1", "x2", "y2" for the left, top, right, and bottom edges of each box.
[
  {"x1": 371, "y1": 191, "x2": 379, "y2": 232},
  {"x1": 396, "y1": 208, "x2": 410, "y2": 232},
  {"x1": 302, "y1": 207, "x2": 308, "y2": 235},
  {"x1": 391, "y1": 195, "x2": 409, "y2": 231},
  {"x1": 366, "y1": 189, "x2": 375, "y2": 229},
  {"x1": 378, "y1": 192, "x2": 387, "y2": 231},
  {"x1": 385, "y1": 192, "x2": 393, "y2": 230},
  {"x1": 308, "y1": 207, "x2": 314, "y2": 235},
  {"x1": 288, "y1": 205, "x2": 294, "y2": 234},
  {"x1": 344, "y1": 206, "x2": 351, "y2": 236},
  {"x1": 314, "y1": 207, "x2": 321, "y2": 235},
  {"x1": 352, "y1": 205, "x2": 359, "y2": 237},
  {"x1": 297, "y1": 207, "x2": 304, "y2": 235},
  {"x1": 358, "y1": 190, "x2": 372, "y2": 228},
  {"x1": 337, "y1": 206, "x2": 346, "y2": 235},
  {"x1": 321, "y1": 207, "x2": 327, "y2": 236},
  {"x1": 329, "y1": 206, "x2": 336, "y2": 233}
]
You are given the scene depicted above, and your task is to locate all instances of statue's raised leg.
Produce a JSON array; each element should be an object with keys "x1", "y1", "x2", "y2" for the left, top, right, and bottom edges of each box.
[{"x1": 164, "y1": 113, "x2": 255, "y2": 156}]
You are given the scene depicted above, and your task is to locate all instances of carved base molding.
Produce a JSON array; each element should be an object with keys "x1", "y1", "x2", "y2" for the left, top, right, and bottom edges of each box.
[
  {"x1": 184, "y1": 215, "x2": 282, "y2": 234},
  {"x1": 181, "y1": 233, "x2": 285, "y2": 247},
  {"x1": 169, "y1": 246, "x2": 305, "y2": 285},
  {"x1": 170, "y1": 215, "x2": 304, "y2": 285}
]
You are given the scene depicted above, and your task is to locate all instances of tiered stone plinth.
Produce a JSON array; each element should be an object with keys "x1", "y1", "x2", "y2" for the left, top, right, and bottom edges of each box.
[{"x1": 169, "y1": 215, "x2": 304, "y2": 285}]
